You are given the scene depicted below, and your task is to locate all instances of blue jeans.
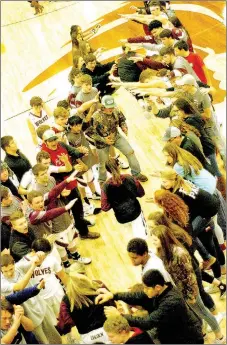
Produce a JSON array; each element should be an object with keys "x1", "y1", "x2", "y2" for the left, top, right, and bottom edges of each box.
[{"x1": 97, "y1": 133, "x2": 141, "y2": 182}]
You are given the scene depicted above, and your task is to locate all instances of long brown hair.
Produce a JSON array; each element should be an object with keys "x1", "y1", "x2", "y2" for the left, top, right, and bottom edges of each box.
[
  {"x1": 151, "y1": 224, "x2": 184, "y2": 264},
  {"x1": 163, "y1": 142, "x2": 202, "y2": 175},
  {"x1": 148, "y1": 210, "x2": 192, "y2": 246},
  {"x1": 170, "y1": 119, "x2": 201, "y2": 138},
  {"x1": 154, "y1": 189, "x2": 189, "y2": 228},
  {"x1": 160, "y1": 167, "x2": 193, "y2": 193},
  {"x1": 105, "y1": 158, "x2": 122, "y2": 185}
]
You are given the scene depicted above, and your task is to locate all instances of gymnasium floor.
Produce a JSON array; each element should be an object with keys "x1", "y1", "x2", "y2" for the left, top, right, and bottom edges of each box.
[{"x1": 1, "y1": 1, "x2": 226, "y2": 343}]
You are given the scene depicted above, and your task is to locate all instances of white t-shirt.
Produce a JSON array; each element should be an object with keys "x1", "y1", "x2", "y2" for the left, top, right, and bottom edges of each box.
[
  {"x1": 21, "y1": 254, "x2": 64, "y2": 300},
  {"x1": 20, "y1": 165, "x2": 61, "y2": 190},
  {"x1": 1, "y1": 260, "x2": 47, "y2": 327},
  {"x1": 142, "y1": 251, "x2": 174, "y2": 284}
]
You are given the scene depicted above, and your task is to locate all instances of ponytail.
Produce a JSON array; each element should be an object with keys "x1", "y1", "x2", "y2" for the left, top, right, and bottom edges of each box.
[{"x1": 105, "y1": 158, "x2": 122, "y2": 184}]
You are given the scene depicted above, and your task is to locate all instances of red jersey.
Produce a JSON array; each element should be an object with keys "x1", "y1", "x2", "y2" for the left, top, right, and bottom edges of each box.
[{"x1": 185, "y1": 52, "x2": 207, "y2": 84}]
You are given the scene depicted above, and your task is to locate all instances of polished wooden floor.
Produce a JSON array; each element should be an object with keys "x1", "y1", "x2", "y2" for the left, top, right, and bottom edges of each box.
[{"x1": 1, "y1": 1, "x2": 226, "y2": 343}]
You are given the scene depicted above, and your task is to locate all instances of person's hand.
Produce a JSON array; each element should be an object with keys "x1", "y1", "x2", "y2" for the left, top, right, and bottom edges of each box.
[
  {"x1": 119, "y1": 38, "x2": 127, "y2": 43},
  {"x1": 65, "y1": 198, "x2": 78, "y2": 211},
  {"x1": 59, "y1": 153, "x2": 69, "y2": 164},
  {"x1": 109, "y1": 64, "x2": 117, "y2": 75},
  {"x1": 187, "y1": 298, "x2": 196, "y2": 305},
  {"x1": 104, "y1": 306, "x2": 121, "y2": 318},
  {"x1": 121, "y1": 126, "x2": 128, "y2": 136},
  {"x1": 115, "y1": 300, "x2": 131, "y2": 315},
  {"x1": 77, "y1": 146, "x2": 89, "y2": 156},
  {"x1": 74, "y1": 162, "x2": 88, "y2": 172},
  {"x1": 128, "y1": 56, "x2": 143, "y2": 63},
  {"x1": 104, "y1": 136, "x2": 115, "y2": 145},
  {"x1": 205, "y1": 226, "x2": 212, "y2": 232},
  {"x1": 93, "y1": 91, "x2": 101, "y2": 103},
  {"x1": 14, "y1": 305, "x2": 24, "y2": 317},
  {"x1": 37, "y1": 279, "x2": 45, "y2": 290},
  {"x1": 21, "y1": 199, "x2": 29, "y2": 215},
  {"x1": 1, "y1": 248, "x2": 10, "y2": 255},
  {"x1": 130, "y1": 5, "x2": 138, "y2": 11},
  {"x1": 149, "y1": 170, "x2": 161, "y2": 177},
  {"x1": 12, "y1": 307, "x2": 22, "y2": 328},
  {"x1": 43, "y1": 233, "x2": 57, "y2": 245},
  {"x1": 95, "y1": 288, "x2": 114, "y2": 305}
]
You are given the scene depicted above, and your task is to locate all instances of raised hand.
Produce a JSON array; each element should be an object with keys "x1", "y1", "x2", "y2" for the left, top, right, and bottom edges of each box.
[
  {"x1": 104, "y1": 306, "x2": 120, "y2": 318},
  {"x1": 59, "y1": 153, "x2": 69, "y2": 163},
  {"x1": 95, "y1": 289, "x2": 113, "y2": 305},
  {"x1": 65, "y1": 198, "x2": 78, "y2": 211}
]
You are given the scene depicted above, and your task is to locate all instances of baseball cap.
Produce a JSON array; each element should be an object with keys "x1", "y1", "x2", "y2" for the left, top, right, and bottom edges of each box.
[
  {"x1": 175, "y1": 74, "x2": 197, "y2": 86},
  {"x1": 162, "y1": 126, "x2": 181, "y2": 141},
  {"x1": 42, "y1": 129, "x2": 58, "y2": 142},
  {"x1": 101, "y1": 95, "x2": 116, "y2": 108}
]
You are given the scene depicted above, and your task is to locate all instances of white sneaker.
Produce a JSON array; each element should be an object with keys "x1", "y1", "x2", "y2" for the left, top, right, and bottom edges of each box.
[
  {"x1": 83, "y1": 203, "x2": 94, "y2": 216},
  {"x1": 77, "y1": 256, "x2": 92, "y2": 265},
  {"x1": 207, "y1": 312, "x2": 225, "y2": 333},
  {"x1": 205, "y1": 284, "x2": 219, "y2": 294},
  {"x1": 214, "y1": 336, "x2": 226, "y2": 344}
]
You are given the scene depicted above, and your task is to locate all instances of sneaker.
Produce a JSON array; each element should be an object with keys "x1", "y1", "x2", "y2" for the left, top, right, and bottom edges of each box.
[
  {"x1": 116, "y1": 158, "x2": 129, "y2": 169},
  {"x1": 84, "y1": 219, "x2": 96, "y2": 227},
  {"x1": 77, "y1": 256, "x2": 92, "y2": 265},
  {"x1": 90, "y1": 192, "x2": 101, "y2": 200},
  {"x1": 136, "y1": 173, "x2": 148, "y2": 182},
  {"x1": 80, "y1": 231, "x2": 100, "y2": 239},
  {"x1": 205, "y1": 284, "x2": 219, "y2": 294},
  {"x1": 203, "y1": 256, "x2": 216, "y2": 270},
  {"x1": 219, "y1": 282, "x2": 226, "y2": 299},
  {"x1": 83, "y1": 203, "x2": 94, "y2": 216},
  {"x1": 207, "y1": 312, "x2": 225, "y2": 333},
  {"x1": 214, "y1": 336, "x2": 226, "y2": 344}
]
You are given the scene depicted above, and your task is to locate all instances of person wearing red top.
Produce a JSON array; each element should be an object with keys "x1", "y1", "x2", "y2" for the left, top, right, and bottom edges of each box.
[{"x1": 174, "y1": 40, "x2": 208, "y2": 84}]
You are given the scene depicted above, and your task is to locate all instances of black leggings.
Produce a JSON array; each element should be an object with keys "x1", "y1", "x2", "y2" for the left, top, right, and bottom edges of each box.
[
  {"x1": 62, "y1": 187, "x2": 89, "y2": 237},
  {"x1": 194, "y1": 267, "x2": 215, "y2": 311}
]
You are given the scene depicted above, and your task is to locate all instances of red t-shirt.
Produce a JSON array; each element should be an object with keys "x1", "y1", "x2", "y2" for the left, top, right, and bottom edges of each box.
[
  {"x1": 185, "y1": 52, "x2": 207, "y2": 84},
  {"x1": 41, "y1": 143, "x2": 77, "y2": 189}
]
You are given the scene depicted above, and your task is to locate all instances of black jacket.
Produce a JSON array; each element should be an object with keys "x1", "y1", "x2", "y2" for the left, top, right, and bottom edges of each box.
[
  {"x1": 4, "y1": 151, "x2": 31, "y2": 182},
  {"x1": 117, "y1": 52, "x2": 141, "y2": 82},
  {"x1": 114, "y1": 283, "x2": 203, "y2": 344},
  {"x1": 180, "y1": 136, "x2": 214, "y2": 175},
  {"x1": 9, "y1": 228, "x2": 36, "y2": 262}
]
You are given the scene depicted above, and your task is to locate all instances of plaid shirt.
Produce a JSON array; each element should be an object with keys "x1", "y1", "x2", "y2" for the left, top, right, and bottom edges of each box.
[{"x1": 89, "y1": 108, "x2": 128, "y2": 149}]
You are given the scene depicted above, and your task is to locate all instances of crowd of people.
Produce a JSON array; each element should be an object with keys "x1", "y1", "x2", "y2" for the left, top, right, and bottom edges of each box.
[{"x1": 1, "y1": 0, "x2": 226, "y2": 344}]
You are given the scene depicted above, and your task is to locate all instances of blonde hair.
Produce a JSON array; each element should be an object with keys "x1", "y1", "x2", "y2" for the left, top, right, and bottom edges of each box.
[
  {"x1": 103, "y1": 315, "x2": 130, "y2": 334},
  {"x1": 66, "y1": 272, "x2": 102, "y2": 311},
  {"x1": 53, "y1": 107, "x2": 69, "y2": 119},
  {"x1": 163, "y1": 143, "x2": 202, "y2": 175},
  {"x1": 170, "y1": 119, "x2": 201, "y2": 138},
  {"x1": 160, "y1": 167, "x2": 192, "y2": 193}
]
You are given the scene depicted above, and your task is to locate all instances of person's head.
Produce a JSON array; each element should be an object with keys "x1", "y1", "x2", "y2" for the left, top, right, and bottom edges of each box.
[
  {"x1": 84, "y1": 54, "x2": 97, "y2": 72},
  {"x1": 103, "y1": 315, "x2": 131, "y2": 344},
  {"x1": 42, "y1": 129, "x2": 58, "y2": 150},
  {"x1": 149, "y1": 2, "x2": 162, "y2": 16},
  {"x1": 175, "y1": 74, "x2": 197, "y2": 93},
  {"x1": 127, "y1": 238, "x2": 149, "y2": 266},
  {"x1": 30, "y1": 96, "x2": 43, "y2": 113},
  {"x1": 53, "y1": 107, "x2": 69, "y2": 127},
  {"x1": 139, "y1": 68, "x2": 158, "y2": 83},
  {"x1": 73, "y1": 53, "x2": 85, "y2": 70},
  {"x1": 57, "y1": 99, "x2": 70, "y2": 110},
  {"x1": 154, "y1": 189, "x2": 189, "y2": 228},
  {"x1": 79, "y1": 40, "x2": 92, "y2": 56},
  {"x1": 0, "y1": 162, "x2": 13, "y2": 182},
  {"x1": 101, "y1": 95, "x2": 116, "y2": 115},
  {"x1": 159, "y1": 166, "x2": 179, "y2": 190},
  {"x1": 142, "y1": 269, "x2": 166, "y2": 298},
  {"x1": 174, "y1": 40, "x2": 189, "y2": 57},
  {"x1": 159, "y1": 29, "x2": 174, "y2": 47},
  {"x1": 162, "y1": 126, "x2": 182, "y2": 145},
  {"x1": 1, "y1": 254, "x2": 15, "y2": 279},
  {"x1": 36, "y1": 124, "x2": 51, "y2": 140},
  {"x1": 68, "y1": 115, "x2": 83, "y2": 134},
  {"x1": 172, "y1": 97, "x2": 200, "y2": 119},
  {"x1": 32, "y1": 163, "x2": 49, "y2": 184},
  {"x1": 36, "y1": 150, "x2": 51, "y2": 168},
  {"x1": 150, "y1": 224, "x2": 184, "y2": 263},
  {"x1": 1, "y1": 186, "x2": 12, "y2": 207},
  {"x1": 80, "y1": 74, "x2": 93, "y2": 93},
  {"x1": 169, "y1": 16, "x2": 183, "y2": 29},
  {"x1": 1, "y1": 136, "x2": 18, "y2": 154},
  {"x1": 68, "y1": 67, "x2": 83, "y2": 86},
  {"x1": 1, "y1": 299, "x2": 15, "y2": 330},
  {"x1": 148, "y1": 209, "x2": 192, "y2": 246},
  {"x1": 105, "y1": 158, "x2": 121, "y2": 184},
  {"x1": 10, "y1": 211, "x2": 28, "y2": 234},
  {"x1": 66, "y1": 271, "x2": 102, "y2": 311},
  {"x1": 159, "y1": 46, "x2": 175, "y2": 65},
  {"x1": 122, "y1": 43, "x2": 132, "y2": 54},
  {"x1": 162, "y1": 142, "x2": 203, "y2": 174},
  {"x1": 27, "y1": 190, "x2": 44, "y2": 211},
  {"x1": 70, "y1": 25, "x2": 82, "y2": 36},
  {"x1": 31, "y1": 238, "x2": 52, "y2": 265},
  {"x1": 148, "y1": 20, "x2": 163, "y2": 37},
  {"x1": 71, "y1": 32, "x2": 80, "y2": 49}
]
